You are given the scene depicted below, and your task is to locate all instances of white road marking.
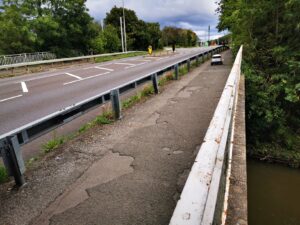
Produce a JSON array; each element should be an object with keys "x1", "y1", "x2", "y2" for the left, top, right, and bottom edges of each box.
[
  {"x1": 65, "y1": 72, "x2": 82, "y2": 80},
  {"x1": 156, "y1": 56, "x2": 170, "y2": 61},
  {"x1": 125, "y1": 62, "x2": 147, "y2": 69},
  {"x1": 0, "y1": 94, "x2": 23, "y2": 103},
  {"x1": 114, "y1": 62, "x2": 136, "y2": 66},
  {"x1": 21, "y1": 81, "x2": 28, "y2": 93},
  {"x1": 94, "y1": 66, "x2": 114, "y2": 71},
  {"x1": 63, "y1": 72, "x2": 110, "y2": 85},
  {"x1": 133, "y1": 59, "x2": 151, "y2": 62}
]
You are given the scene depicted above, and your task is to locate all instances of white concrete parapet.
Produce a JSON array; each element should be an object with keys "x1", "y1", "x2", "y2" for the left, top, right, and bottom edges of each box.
[{"x1": 169, "y1": 46, "x2": 243, "y2": 225}]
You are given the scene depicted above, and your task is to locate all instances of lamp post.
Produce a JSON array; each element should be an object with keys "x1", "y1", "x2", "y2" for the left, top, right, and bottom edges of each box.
[{"x1": 122, "y1": 0, "x2": 127, "y2": 52}]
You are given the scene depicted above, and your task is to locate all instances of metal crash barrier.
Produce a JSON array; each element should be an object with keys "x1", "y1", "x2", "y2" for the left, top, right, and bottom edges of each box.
[
  {"x1": 0, "y1": 46, "x2": 228, "y2": 186},
  {"x1": 169, "y1": 46, "x2": 243, "y2": 225}
]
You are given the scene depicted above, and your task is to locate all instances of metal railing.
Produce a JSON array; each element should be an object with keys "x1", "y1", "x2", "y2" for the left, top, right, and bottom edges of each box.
[
  {"x1": 0, "y1": 46, "x2": 228, "y2": 186},
  {"x1": 0, "y1": 52, "x2": 56, "y2": 66},
  {"x1": 169, "y1": 46, "x2": 243, "y2": 225},
  {"x1": 0, "y1": 51, "x2": 142, "y2": 72}
]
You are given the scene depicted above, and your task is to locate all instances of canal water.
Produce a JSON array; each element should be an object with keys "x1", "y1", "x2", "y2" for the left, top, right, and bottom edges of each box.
[{"x1": 248, "y1": 159, "x2": 300, "y2": 225}]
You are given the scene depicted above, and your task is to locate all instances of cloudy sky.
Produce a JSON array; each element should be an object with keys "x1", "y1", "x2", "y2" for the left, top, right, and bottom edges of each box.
[{"x1": 86, "y1": 0, "x2": 225, "y2": 41}]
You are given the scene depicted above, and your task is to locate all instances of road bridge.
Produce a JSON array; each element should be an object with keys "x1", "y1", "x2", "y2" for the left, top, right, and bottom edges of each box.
[{"x1": 0, "y1": 46, "x2": 247, "y2": 225}]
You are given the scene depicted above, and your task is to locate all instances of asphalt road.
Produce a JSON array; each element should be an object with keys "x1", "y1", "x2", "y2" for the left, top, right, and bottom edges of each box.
[
  {"x1": 0, "y1": 49, "x2": 232, "y2": 225},
  {"x1": 0, "y1": 47, "x2": 216, "y2": 135}
]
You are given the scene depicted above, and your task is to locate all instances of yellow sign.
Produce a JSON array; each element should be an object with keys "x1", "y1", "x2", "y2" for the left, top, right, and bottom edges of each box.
[{"x1": 148, "y1": 45, "x2": 153, "y2": 55}]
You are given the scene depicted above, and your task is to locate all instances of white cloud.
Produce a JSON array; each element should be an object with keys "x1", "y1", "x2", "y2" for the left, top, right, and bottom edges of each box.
[{"x1": 86, "y1": 0, "x2": 222, "y2": 40}]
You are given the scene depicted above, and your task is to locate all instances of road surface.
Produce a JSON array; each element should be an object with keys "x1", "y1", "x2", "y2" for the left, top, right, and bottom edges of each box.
[{"x1": 0, "y1": 47, "x2": 215, "y2": 135}]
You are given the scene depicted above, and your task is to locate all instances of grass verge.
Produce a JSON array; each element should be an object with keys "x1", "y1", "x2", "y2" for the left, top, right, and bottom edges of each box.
[
  {"x1": 95, "y1": 52, "x2": 147, "y2": 63},
  {"x1": 0, "y1": 165, "x2": 9, "y2": 184},
  {"x1": 42, "y1": 111, "x2": 114, "y2": 154}
]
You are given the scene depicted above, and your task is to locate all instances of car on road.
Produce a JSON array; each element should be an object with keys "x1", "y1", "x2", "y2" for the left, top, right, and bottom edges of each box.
[{"x1": 211, "y1": 54, "x2": 223, "y2": 65}]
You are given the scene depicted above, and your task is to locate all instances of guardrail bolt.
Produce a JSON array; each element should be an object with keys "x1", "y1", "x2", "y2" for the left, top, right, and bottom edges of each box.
[
  {"x1": 0, "y1": 136, "x2": 26, "y2": 186},
  {"x1": 110, "y1": 89, "x2": 122, "y2": 120},
  {"x1": 175, "y1": 64, "x2": 179, "y2": 80},
  {"x1": 152, "y1": 73, "x2": 159, "y2": 94}
]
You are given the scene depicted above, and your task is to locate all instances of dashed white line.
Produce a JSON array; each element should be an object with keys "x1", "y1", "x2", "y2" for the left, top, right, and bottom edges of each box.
[
  {"x1": 21, "y1": 81, "x2": 28, "y2": 93},
  {"x1": 114, "y1": 62, "x2": 136, "y2": 66},
  {"x1": 63, "y1": 72, "x2": 110, "y2": 85},
  {"x1": 125, "y1": 62, "x2": 147, "y2": 69},
  {"x1": 65, "y1": 72, "x2": 83, "y2": 80},
  {"x1": 156, "y1": 56, "x2": 170, "y2": 61},
  {"x1": 94, "y1": 66, "x2": 114, "y2": 72},
  {"x1": 133, "y1": 59, "x2": 151, "y2": 62},
  {"x1": 0, "y1": 95, "x2": 23, "y2": 103}
]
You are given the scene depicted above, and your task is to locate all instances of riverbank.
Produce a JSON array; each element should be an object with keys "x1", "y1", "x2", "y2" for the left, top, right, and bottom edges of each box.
[{"x1": 247, "y1": 144, "x2": 300, "y2": 168}]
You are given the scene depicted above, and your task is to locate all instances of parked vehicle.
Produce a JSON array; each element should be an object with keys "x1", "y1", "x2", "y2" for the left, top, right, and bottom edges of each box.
[{"x1": 211, "y1": 54, "x2": 223, "y2": 65}]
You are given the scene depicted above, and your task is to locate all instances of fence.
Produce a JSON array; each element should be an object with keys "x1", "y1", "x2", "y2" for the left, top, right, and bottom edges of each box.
[
  {"x1": 0, "y1": 51, "x2": 142, "y2": 75},
  {"x1": 0, "y1": 46, "x2": 228, "y2": 186},
  {"x1": 0, "y1": 52, "x2": 56, "y2": 66},
  {"x1": 169, "y1": 46, "x2": 243, "y2": 225}
]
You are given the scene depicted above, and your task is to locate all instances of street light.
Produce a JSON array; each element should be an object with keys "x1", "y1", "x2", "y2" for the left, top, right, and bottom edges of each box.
[{"x1": 122, "y1": 0, "x2": 127, "y2": 52}]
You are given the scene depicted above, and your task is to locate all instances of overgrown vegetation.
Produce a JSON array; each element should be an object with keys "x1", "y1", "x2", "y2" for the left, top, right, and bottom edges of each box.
[
  {"x1": 42, "y1": 111, "x2": 113, "y2": 153},
  {"x1": 42, "y1": 136, "x2": 65, "y2": 153},
  {"x1": 0, "y1": 165, "x2": 9, "y2": 184},
  {"x1": 94, "y1": 52, "x2": 146, "y2": 63},
  {"x1": 217, "y1": 0, "x2": 300, "y2": 163}
]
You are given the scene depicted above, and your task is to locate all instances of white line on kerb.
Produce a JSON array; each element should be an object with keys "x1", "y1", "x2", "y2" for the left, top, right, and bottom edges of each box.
[
  {"x1": 114, "y1": 62, "x2": 136, "y2": 66},
  {"x1": 21, "y1": 81, "x2": 28, "y2": 93},
  {"x1": 94, "y1": 66, "x2": 114, "y2": 71},
  {"x1": 65, "y1": 72, "x2": 82, "y2": 80},
  {"x1": 0, "y1": 95, "x2": 23, "y2": 103},
  {"x1": 63, "y1": 72, "x2": 110, "y2": 85}
]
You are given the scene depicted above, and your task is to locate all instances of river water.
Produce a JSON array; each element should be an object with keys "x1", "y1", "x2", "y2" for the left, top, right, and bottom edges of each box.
[{"x1": 248, "y1": 159, "x2": 300, "y2": 225}]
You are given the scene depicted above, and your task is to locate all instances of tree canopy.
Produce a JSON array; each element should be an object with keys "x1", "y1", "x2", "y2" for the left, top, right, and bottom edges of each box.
[
  {"x1": 0, "y1": 2, "x2": 199, "y2": 57},
  {"x1": 217, "y1": 0, "x2": 300, "y2": 153},
  {"x1": 161, "y1": 26, "x2": 198, "y2": 47}
]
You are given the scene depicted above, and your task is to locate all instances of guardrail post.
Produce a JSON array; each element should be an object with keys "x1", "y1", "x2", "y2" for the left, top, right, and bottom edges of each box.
[
  {"x1": 152, "y1": 73, "x2": 159, "y2": 94},
  {"x1": 187, "y1": 59, "x2": 191, "y2": 72},
  {"x1": 196, "y1": 56, "x2": 199, "y2": 66},
  {"x1": 0, "y1": 136, "x2": 26, "y2": 186},
  {"x1": 175, "y1": 64, "x2": 179, "y2": 80},
  {"x1": 110, "y1": 89, "x2": 122, "y2": 120}
]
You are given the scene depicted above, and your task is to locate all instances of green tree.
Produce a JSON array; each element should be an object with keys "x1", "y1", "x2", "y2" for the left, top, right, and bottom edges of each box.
[
  {"x1": 217, "y1": 0, "x2": 300, "y2": 153},
  {"x1": 0, "y1": 0, "x2": 35, "y2": 54},
  {"x1": 104, "y1": 6, "x2": 161, "y2": 51},
  {"x1": 101, "y1": 25, "x2": 121, "y2": 52}
]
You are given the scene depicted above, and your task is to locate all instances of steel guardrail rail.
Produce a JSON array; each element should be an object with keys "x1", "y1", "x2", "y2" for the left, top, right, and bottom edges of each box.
[
  {"x1": 169, "y1": 46, "x2": 243, "y2": 225},
  {"x1": 0, "y1": 52, "x2": 56, "y2": 66},
  {"x1": 0, "y1": 51, "x2": 143, "y2": 70},
  {"x1": 0, "y1": 46, "x2": 228, "y2": 186}
]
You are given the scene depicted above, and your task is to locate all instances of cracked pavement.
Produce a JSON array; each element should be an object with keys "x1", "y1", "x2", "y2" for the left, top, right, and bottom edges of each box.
[{"x1": 0, "y1": 50, "x2": 232, "y2": 225}]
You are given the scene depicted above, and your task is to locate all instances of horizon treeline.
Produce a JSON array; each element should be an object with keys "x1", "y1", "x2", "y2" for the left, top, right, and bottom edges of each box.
[{"x1": 0, "y1": 1, "x2": 198, "y2": 57}]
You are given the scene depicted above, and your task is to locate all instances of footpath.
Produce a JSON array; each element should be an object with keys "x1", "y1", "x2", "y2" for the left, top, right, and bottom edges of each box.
[{"x1": 0, "y1": 50, "x2": 232, "y2": 225}]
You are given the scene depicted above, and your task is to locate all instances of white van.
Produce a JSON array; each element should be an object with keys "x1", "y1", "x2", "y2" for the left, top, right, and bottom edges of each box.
[{"x1": 211, "y1": 54, "x2": 223, "y2": 65}]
